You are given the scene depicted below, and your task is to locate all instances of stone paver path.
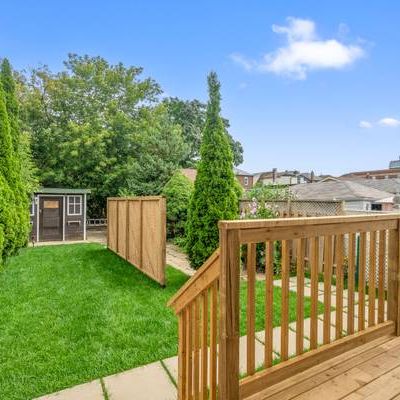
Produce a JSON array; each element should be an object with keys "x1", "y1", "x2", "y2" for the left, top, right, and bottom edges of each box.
[{"x1": 35, "y1": 279, "x2": 386, "y2": 400}]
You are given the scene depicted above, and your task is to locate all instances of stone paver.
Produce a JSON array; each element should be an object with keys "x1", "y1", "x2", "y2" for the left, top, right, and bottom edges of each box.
[
  {"x1": 34, "y1": 380, "x2": 103, "y2": 400},
  {"x1": 104, "y1": 361, "x2": 176, "y2": 400}
]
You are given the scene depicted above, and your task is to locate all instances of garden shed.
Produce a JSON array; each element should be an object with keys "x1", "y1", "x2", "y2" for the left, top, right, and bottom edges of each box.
[{"x1": 30, "y1": 188, "x2": 90, "y2": 243}]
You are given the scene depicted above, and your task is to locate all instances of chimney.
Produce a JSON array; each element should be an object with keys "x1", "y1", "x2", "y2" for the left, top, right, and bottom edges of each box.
[{"x1": 272, "y1": 168, "x2": 277, "y2": 184}]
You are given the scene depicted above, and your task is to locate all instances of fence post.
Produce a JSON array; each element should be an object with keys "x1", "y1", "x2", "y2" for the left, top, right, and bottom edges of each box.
[
  {"x1": 388, "y1": 218, "x2": 400, "y2": 335},
  {"x1": 218, "y1": 224, "x2": 240, "y2": 400}
]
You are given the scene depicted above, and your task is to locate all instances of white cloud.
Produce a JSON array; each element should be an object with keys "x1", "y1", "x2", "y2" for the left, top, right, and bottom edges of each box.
[
  {"x1": 359, "y1": 120, "x2": 372, "y2": 129},
  {"x1": 231, "y1": 17, "x2": 365, "y2": 80},
  {"x1": 379, "y1": 117, "x2": 400, "y2": 127}
]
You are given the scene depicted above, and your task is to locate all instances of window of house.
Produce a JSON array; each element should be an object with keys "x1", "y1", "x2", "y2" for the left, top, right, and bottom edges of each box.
[
  {"x1": 67, "y1": 195, "x2": 82, "y2": 216},
  {"x1": 371, "y1": 203, "x2": 382, "y2": 211},
  {"x1": 244, "y1": 176, "x2": 249, "y2": 186},
  {"x1": 30, "y1": 198, "x2": 35, "y2": 216}
]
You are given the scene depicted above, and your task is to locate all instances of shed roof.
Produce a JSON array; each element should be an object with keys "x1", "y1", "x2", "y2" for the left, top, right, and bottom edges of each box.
[
  {"x1": 351, "y1": 178, "x2": 400, "y2": 195},
  {"x1": 35, "y1": 187, "x2": 91, "y2": 195},
  {"x1": 291, "y1": 181, "x2": 393, "y2": 202}
]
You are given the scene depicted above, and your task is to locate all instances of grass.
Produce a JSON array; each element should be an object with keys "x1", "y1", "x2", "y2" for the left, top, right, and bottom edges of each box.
[{"x1": 0, "y1": 243, "x2": 322, "y2": 400}]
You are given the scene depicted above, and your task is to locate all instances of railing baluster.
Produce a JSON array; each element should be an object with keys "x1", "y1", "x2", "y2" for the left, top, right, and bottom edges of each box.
[
  {"x1": 310, "y1": 237, "x2": 319, "y2": 350},
  {"x1": 323, "y1": 235, "x2": 333, "y2": 345},
  {"x1": 281, "y1": 240, "x2": 290, "y2": 361},
  {"x1": 335, "y1": 234, "x2": 344, "y2": 340},
  {"x1": 388, "y1": 226, "x2": 400, "y2": 335},
  {"x1": 348, "y1": 233, "x2": 356, "y2": 335},
  {"x1": 201, "y1": 291, "x2": 208, "y2": 400},
  {"x1": 265, "y1": 241, "x2": 274, "y2": 368},
  {"x1": 178, "y1": 311, "x2": 187, "y2": 400},
  {"x1": 247, "y1": 243, "x2": 256, "y2": 375},
  {"x1": 194, "y1": 299, "x2": 200, "y2": 399},
  {"x1": 296, "y1": 238, "x2": 305, "y2": 355},
  {"x1": 358, "y1": 232, "x2": 367, "y2": 331},
  {"x1": 210, "y1": 282, "x2": 218, "y2": 400},
  {"x1": 378, "y1": 230, "x2": 387, "y2": 323},
  {"x1": 368, "y1": 231, "x2": 377, "y2": 327},
  {"x1": 186, "y1": 306, "x2": 193, "y2": 399}
]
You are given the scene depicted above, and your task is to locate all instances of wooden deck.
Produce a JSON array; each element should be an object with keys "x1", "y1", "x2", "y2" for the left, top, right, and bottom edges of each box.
[{"x1": 247, "y1": 334, "x2": 400, "y2": 400}]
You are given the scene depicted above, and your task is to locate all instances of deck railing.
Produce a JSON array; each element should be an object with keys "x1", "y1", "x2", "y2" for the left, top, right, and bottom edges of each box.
[{"x1": 168, "y1": 214, "x2": 400, "y2": 400}]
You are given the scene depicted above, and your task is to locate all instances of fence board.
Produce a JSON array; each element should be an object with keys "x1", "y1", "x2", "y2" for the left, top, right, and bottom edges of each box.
[{"x1": 107, "y1": 196, "x2": 166, "y2": 285}]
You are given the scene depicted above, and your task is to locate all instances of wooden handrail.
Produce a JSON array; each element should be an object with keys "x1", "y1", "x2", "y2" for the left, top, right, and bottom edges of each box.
[{"x1": 168, "y1": 248, "x2": 220, "y2": 314}]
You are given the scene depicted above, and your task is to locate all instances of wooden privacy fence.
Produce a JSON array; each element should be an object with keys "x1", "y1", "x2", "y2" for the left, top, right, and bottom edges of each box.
[
  {"x1": 168, "y1": 214, "x2": 400, "y2": 399},
  {"x1": 107, "y1": 196, "x2": 166, "y2": 286}
]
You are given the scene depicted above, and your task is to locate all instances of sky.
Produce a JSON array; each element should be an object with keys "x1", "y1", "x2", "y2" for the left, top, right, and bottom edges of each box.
[{"x1": 1, "y1": 0, "x2": 400, "y2": 176}]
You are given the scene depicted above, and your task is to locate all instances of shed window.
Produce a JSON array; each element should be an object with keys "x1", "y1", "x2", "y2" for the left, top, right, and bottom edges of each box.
[
  {"x1": 244, "y1": 176, "x2": 249, "y2": 186},
  {"x1": 30, "y1": 198, "x2": 35, "y2": 216},
  {"x1": 67, "y1": 195, "x2": 82, "y2": 216}
]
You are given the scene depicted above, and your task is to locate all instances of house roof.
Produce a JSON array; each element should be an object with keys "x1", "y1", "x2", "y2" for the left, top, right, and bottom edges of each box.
[
  {"x1": 35, "y1": 187, "x2": 91, "y2": 194},
  {"x1": 351, "y1": 178, "x2": 400, "y2": 194},
  {"x1": 341, "y1": 168, "x2": 400, "y2": 178},
  {"x1": 291, "y1": 181, "x2": 393, "y2": 202},
  {"x1": 233, "y1": 167, "x2": 252, "y2": 176}
]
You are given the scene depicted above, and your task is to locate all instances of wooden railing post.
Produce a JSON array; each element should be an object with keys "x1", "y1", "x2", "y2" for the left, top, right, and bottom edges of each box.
[
  {"x1": 219, "y1": 225, "x2": 240, "y2": 400},
  {"x1": 388, "y1": 219, "x2": 400, "y2": 335}
]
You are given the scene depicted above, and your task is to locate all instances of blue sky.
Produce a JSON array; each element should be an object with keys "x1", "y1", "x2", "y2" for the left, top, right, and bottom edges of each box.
[{"x1": 1, "y1": 1, "x2": 399, "y2": 175}]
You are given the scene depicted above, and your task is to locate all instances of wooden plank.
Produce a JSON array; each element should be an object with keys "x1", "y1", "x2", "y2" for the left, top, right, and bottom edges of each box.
[
  {"x1": 248, "y1": 335, "x2": 395, "y2": 400},
  {"x1": 378, "y1": 230, "x2": 387, "y2": 323},
  {"x1": 335, "y1": 234, "x2": 344, "y2": 340},
  {"x1": 358, "y1": 232, "x2": 367, "y2": 332},
  {"x1": 368, "y1": 231, "x2": 377, "y2": 327},
  {"x1": 239, "y1": 321, "x2": 395, "y2": 399},
  {"x1": 323, "y1": 235, "x2": 333, "y2": 345},
  {"x1": 388, "y1": 225, "x2": 400, "y2": 335},
  {"x1": 238, "y1": 219, "x2": 397, "y2": 244},
  {"x1": 219, "y1": 213, "x2": 399, "y2": 230},
  {"x1": 348, "y1": 233, "x2": 356, "y2": 335},
  {"x1": 247, "y1": 243, "x2": 256, "y2": 375},
  {"x1": 296, "y1": 238, "x2": 306, "y2": 356},
  {"x1": 281, "y1": 240, "x2": 290, "y2": 361},
  {"x1": 310, "y1": 237, "x2": 319, "y2": 350},
  {"x1": 201, "y1": 291, "x2": 208, "y2": 400},
  {"x1": 186, "y1": 305, "x2": 193, "y2": 399},
  {"x1": 265, "y1": 241, "x2": 274, "y2": 368},
  {"x1": 178, "y1": 311, "x2": 186, "y2": 400},
  {"x1": 219, "y1": 227, "x2": 240, "y2": 400},
  {"x1": 193, "y1": 299, "x2": 200, "y2": 399},
  {"x1": 210, "y1": 282, "x2": 218, "y2": 400},
  {"x1": 168, "y1": 249, "x2": 220, "y2": 313}
]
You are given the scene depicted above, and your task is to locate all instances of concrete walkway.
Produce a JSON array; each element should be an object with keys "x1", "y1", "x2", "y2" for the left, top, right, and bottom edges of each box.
[{"x1": 34, "y1": 278, "x2": 386, "y2": 400}]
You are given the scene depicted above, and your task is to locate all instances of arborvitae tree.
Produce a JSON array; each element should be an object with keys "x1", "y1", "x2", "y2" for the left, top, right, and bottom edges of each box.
[
  {"x1": 1, "y1": 59, "x2": 31, "y2": 249},
  {"x1": 186, "y1": 72, "x2": 238, "y2": 269},
  {"x1": 0, "y1": 85, "x2": 18, "y2": 258}
]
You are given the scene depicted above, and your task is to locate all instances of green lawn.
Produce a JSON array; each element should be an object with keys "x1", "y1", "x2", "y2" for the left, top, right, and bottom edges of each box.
[{"x1": 0, "y1": 243, "x2": 321, "y2": 400}]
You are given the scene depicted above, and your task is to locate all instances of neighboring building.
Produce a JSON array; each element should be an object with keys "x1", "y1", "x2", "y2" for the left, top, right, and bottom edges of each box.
[
  {"x1": 389, "y1": 157, "x2": 400, "y2": 169},
  {"x1": 253, "y1": 169, "x2": 315, "y2": 186},
  {"x1": 30, "y1": 188, "x2": 90, "y2": 243},
  {"x1": 291, "y1": 181, "x2": 394, "y2": 212},
  {"x1": 340, "y1": 168, "x2": 400, "y2": 180},
  {"x1": 233, "y1": 167, "x2": 253, "y2": 189},
  {"x1": 180, "y1": 167, "x2": 253, "y2": 190}
]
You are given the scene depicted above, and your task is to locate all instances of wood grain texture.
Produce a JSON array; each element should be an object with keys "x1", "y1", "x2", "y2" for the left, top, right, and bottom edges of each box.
[
  {"x1": 247, "y1": 243, "x2": 256, "y2": 375},
  {"x1": 265, "y1": 241, "x2": 274, "y2": 368}
]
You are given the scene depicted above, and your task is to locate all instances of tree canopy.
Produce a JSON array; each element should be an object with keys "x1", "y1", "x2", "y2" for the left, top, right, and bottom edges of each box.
[{"x1": 20, "y1": 54, "x2": 243, "y2": 216}]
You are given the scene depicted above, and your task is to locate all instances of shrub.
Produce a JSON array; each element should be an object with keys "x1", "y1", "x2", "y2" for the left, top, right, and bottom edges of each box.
[
  {"x1": 186, "y1": 72, "x2": 238, "y2": 269},
  {"x1": 162, "y1": 171, "x2": 193, "y2": 240}
]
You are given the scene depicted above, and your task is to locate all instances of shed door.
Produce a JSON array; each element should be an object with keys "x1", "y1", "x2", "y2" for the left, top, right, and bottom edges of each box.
[{"x1": 39, "y1": 196, "x2": 63, "y2": 241}]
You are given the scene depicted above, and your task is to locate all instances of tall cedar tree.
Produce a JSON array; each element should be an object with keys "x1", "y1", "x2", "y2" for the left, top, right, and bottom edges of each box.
[
  {"x1": 186, "y1": 72, "x2": 238, "y2": 268},
  {"x1": 0, "y1": 83, "x2": 19, "y2": 259},
  {"x1": 1, "y1": 59, "x2": 30, "y2": 250}
]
